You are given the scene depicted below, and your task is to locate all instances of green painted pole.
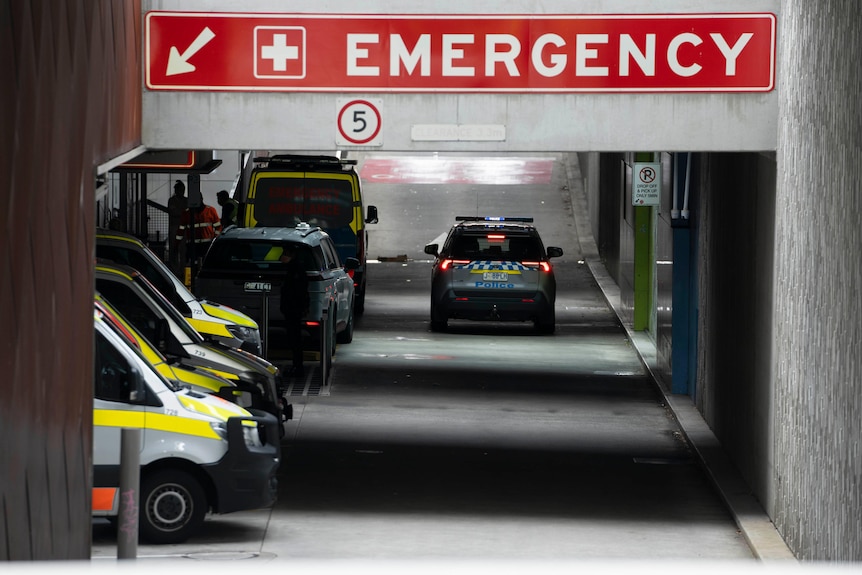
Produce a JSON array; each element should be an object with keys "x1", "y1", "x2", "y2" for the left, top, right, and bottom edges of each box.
[{"x1": 633, "y1": 152, "x2": 653, "y2": 331}]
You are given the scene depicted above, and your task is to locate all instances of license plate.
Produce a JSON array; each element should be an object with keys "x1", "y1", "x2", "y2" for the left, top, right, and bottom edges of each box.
[
  {"x1": 483, "y1": 272, "x2": 508, "y2": 281},
  {"x1": 244, "y1": 282, "x2": 271, "y2": 292}
]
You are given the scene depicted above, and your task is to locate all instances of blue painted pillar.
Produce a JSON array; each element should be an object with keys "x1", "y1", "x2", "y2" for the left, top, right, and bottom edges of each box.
[
  {"x1": 671, "y1": 153, "x2": 695, "y2": 396},
  {"x1": 671, "y1": 219, "x2": 691, "y2": 394}
]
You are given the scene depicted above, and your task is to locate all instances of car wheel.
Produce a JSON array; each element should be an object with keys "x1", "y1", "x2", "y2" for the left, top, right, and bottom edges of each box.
[
  {"x1": 430, "y1": 301, "x2": 447, "y2": 332},
  {"x1": 355, "y1": 288, "x2": 366, "y2": 315},
  {"x1": 337, "y1": 306, "x2": 354, "y2": 344},
  {"x1": 534, "y1": 310, "x2": 556, "y2": 334},
  {"x1": 535, "y1": 321, "x2": 555, "y2": 334},
  {"x1": 139, "y1": 469, "x2": 207, "y2": 544}
]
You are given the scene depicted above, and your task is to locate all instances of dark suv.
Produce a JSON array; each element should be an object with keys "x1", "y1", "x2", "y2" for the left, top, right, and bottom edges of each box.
[
  {"x1": 424, "y1": 217, "x2": 563, "y2": 333},
  {"x1": 195, "y1": 224, "x2": 359, "y2": 362}
]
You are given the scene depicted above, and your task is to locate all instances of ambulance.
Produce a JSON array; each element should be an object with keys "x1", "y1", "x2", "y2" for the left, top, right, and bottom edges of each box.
[
  {"x1": 96, "y1": 228, "x2": 263, "y2": 355},
  {"x1": 240, "y1": 154, "x2": 378, "y2": 313},
  {"x1": 95, "y1": 292, "x2": 246, "y2": 406},
  {"x1": 95, "y1": 261, "x2": 289, "y2": 429},
  {"x1": 93, "y1": 305, "x2": 280, "y2": 544}
]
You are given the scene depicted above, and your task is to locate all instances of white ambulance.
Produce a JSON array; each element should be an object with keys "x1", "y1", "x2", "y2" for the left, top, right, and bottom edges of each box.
[{"x1": 92, "y1": 305, "x2": 280, "y2": 544}]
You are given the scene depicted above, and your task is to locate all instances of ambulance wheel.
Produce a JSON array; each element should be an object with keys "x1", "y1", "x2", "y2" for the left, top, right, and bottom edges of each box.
[{"x1": 140, "y1": 469, "x2": 207, "y2": 544}]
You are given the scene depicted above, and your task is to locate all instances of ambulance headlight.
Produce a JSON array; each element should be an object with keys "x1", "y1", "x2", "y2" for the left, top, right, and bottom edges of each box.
[
  {"x1": 210, "y1": 421, "x2": 228, "y2": 441},
  {"x1": 228, "y1": 325, "x2": 258, "y2": 340},
  {"x1": 228, "y1": 325, "x2": 261, "y2": 350},
  {"x1": 242, "y1": 423, "x2": 263, "y2": 448}
]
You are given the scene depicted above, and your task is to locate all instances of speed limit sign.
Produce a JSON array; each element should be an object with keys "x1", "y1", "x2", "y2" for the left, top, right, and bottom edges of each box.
[{"x1": 336, "y1": 98, "x2": 383, "y2": 146}]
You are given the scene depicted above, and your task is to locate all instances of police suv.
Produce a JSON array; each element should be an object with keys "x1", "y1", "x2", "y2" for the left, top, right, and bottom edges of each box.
[{"x1": 424, "y1": 216, "x2": 563, "y2": 333}]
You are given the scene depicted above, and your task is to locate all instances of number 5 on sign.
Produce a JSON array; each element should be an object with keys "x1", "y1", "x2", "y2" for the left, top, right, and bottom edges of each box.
[{"x1": 336, "y1": 99, "x2": 383, "y2": 146}]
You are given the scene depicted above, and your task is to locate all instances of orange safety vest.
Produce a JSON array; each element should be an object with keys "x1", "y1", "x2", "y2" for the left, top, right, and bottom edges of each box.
[{"x1": 176, "y1": 206, "x2": 222, "y2": 244}]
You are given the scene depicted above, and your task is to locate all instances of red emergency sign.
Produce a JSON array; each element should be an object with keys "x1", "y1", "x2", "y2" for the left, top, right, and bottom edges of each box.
[{"x1": 145, "y1": 12, "x2": 776, "y2": 93}]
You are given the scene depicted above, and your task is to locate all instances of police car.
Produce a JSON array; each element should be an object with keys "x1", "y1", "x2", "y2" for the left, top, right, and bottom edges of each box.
[{"x1": 424, "y1": 217, "x2": 563, "y2": 333}]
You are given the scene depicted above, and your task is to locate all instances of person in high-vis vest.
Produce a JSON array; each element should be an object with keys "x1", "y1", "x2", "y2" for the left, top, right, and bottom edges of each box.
[
  {"x1": 175, "y1": 203, "x2": 222, "y2": 271},
  {"x1": 217, "y1": 189, "x2": 240, "y2": 229}
]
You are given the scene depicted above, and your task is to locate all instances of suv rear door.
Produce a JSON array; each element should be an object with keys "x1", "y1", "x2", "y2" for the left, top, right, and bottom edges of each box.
[{"x1": 197, "y1": 238, "x2": 323, "y2": 328}]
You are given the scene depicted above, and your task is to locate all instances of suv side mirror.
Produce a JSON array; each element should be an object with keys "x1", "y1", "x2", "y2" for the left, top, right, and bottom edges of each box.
[
  {"x1": 366, "y1": 205, "x2": 379, "y2": 224},
  {"x1": 547, "y1": 246, "x2": 563, "y2": 258},
  {"x1": 424, "y1": 244, "x2": 439, "y2": 257},
  {"x1": 344, "y1": 256, "x2": 360, "y2": 270}
]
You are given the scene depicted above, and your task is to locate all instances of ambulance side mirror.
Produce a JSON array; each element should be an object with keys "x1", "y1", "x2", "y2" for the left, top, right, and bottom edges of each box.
[
  {"x1": 127, "y1": 365, "x2": 147, "y2": 404},
  {"x1": 366, "y1": 205, "x2": 379, "y2": 224},
  {"x1": 156, "y1": 318, "x2": 185, "y2": 357},
  {"x1": 344, "y1": 257, "x2": 360, "y2": 271}
]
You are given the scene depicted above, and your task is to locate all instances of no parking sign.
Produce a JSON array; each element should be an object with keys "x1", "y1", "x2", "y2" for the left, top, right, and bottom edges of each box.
[{"x1": 633, "y1": 163, "x2": 661, "y2": 207}]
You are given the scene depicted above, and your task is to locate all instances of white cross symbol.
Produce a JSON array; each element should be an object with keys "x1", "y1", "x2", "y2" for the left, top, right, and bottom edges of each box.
[{"x1": 260, "y1": 34, "x2": 299, "y2": 72}]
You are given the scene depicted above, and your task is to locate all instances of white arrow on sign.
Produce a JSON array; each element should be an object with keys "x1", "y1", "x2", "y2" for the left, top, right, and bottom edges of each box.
[{"x1": 166, "y1": 27, "x2": 216, "y2": 76}]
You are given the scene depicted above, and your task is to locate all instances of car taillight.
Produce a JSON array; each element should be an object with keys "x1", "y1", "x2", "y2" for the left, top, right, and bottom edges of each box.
[
  {"x1": 522, "y1": 261, "x2": 551, "y2": 272},
  {"x1": 440, "y1": 259, "x2": 470, "y2": 271}
]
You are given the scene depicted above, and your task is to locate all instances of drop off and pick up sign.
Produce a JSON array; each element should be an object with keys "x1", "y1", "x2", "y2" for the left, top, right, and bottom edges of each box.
[{"x1": 145, "y1": 12, "x2": 776, "y2": 93}]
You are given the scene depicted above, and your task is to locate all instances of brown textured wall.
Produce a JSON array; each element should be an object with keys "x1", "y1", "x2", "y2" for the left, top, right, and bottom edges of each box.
[{"x1": 0, "y1": 0, "x2": 141, "y2": 560}]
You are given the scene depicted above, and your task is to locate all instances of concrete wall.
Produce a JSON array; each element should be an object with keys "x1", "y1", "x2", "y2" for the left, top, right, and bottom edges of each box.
[
  {"x1": 694, "y1": 152, "x2": 777, "y2": 522},
  {"x1": 773, "y1": 0, "x2": 862, "y2": 560}
]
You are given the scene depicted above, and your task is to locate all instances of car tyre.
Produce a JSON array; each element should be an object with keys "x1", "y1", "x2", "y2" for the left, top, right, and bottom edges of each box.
[
  {"x1": 534, "y1": 309, "x2": 556, "y2": 334},
  {"x1": 337, "y1": 306, "x2": 354, "y2": 344},
  {"x1": 535, "y1": 321, "x2": 555, "y2": 334},
  {"x1": 355, "y1": 287, "x2": 366, "y2": 315},
  {"x1": 140, "y1": 469, "x2": 207, "y2": 544}
]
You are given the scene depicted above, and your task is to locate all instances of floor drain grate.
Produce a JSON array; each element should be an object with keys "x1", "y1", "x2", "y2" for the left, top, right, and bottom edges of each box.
[{"x1": 282, "y1": 366, "x2": 328, "y2": 396}]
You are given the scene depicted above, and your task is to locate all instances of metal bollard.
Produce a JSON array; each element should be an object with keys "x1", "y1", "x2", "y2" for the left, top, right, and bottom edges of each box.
[
  {"x1": 117, "y1": 428, "x2": 141, "y2": 559},
  {"x1": 261, "y1": 291, "x2": 270, "y2": 359},
  {"x1": 320, "y1": 307, "x2": 329, "y2": 385}
]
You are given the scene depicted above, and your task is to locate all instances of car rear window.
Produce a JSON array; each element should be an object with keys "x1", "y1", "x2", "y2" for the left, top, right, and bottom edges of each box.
[
  {"x1": 450, "y1": 233, "x2": 542, "y2": 260},
  {"x1": 203, "y1": 241, "x2": 323, "y2": 272}
]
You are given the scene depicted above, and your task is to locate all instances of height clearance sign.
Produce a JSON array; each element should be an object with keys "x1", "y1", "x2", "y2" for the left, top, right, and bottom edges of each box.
[{"x1": 145, "y1": 12, "x2": 776, "y2": 93}]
